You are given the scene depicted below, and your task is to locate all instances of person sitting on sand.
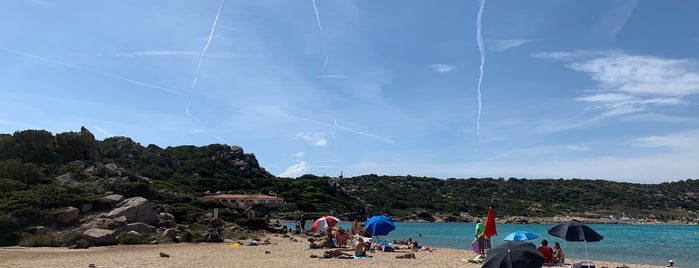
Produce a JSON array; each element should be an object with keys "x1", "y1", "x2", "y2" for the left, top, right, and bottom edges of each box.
[
  {"x1": 552, "y1": 242, "x2": 564, "y2": 265},
  {"x1": 410, "y1": 241, "x2": 419, "y2": 252},
  {"x1": 354, "y1": 237, "x2": 369, "y2": 257},
  {"x1": 326, "y1": 227, "x2": 336, "y2": 248},
  {"x1": 335, "y1": 228, "x2": 349, "y2": 247},
  {"x1": 538, "y1": 239, "x2": 553, "y2": 265}
]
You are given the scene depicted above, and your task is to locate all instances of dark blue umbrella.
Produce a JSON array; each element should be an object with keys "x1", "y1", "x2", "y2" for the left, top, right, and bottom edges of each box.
[
  {"x1": 546, "y1": 220, "x2": 603, "y2": 242},
  {"x1": 364, "y1": 215, "x2": 396, "y2": 236},
  {"x1": 504, "y1": 231, "x2": 538, "y2": 241},
  {"x1": 482, "y1": 241, "x2": 544, "y2": 268}
]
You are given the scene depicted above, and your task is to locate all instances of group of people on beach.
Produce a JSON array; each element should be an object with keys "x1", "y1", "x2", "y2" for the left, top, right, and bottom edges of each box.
[
  {"x1": 474, "y1": 219, "x2": 564, "y2": 265},
  {"x1": 306, "y1": 220, "x2": 429, "y2": 259}
]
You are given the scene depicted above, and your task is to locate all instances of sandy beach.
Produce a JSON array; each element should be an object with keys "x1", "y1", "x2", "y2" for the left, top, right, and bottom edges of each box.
[{"x1": 0, "y1": 234, "x2": 668, "y2": 268}]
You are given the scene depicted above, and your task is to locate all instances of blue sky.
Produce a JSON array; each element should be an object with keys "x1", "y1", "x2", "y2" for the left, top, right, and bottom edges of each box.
[{"x1": 2, "y1": 1, "x2": 699, "y2": 183}]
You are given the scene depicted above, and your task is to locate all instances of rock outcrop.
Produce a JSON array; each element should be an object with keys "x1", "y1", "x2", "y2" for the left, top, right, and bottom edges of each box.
[
  {"x1": 107, "y1": 197, "x2": 158, "y2": 225},
  {"x1": 82, "y1": 228, "x2": 117, "y2": 246},
  {"x1": 55, "y1": 206, "x2": 80, "y2": 224}
]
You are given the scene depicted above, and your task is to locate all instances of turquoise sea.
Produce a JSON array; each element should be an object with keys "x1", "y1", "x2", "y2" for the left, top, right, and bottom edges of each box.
[{"x1": 291, "y1": 222, "x2": 699, "y2": 267}]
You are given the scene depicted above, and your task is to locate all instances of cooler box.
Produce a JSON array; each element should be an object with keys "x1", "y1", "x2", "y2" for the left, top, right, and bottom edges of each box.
[{"x1": 570, "y1": 261, "x2": 596, "y2": 268}]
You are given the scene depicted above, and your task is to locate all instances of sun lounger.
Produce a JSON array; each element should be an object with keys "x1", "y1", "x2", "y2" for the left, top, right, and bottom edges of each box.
[{"x1": 570, "y1": 260, "x2": 595, "y2": 268}]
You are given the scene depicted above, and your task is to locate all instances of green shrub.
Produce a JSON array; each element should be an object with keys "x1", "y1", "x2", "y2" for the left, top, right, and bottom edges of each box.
[
  {"x1": 117, "y1": 232, "x2": 146, "y2": 245},
  {"x1": 235, "y1": 218, "x2": 268, "y2": 230},
  {"x1": 55, "y1": 229, "x2": 84, "y2": 246},
  {"x1": 19, "y1": 234, "x2": 58, "y2": 247}
]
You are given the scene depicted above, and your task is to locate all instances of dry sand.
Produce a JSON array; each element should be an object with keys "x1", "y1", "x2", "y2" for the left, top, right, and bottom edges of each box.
[{"x1": 0, "y1": 234, "x2": 666, "y2": 268}]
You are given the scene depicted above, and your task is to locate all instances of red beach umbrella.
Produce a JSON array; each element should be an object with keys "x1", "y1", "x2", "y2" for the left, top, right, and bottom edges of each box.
[
  {"x1": 484, "y1": 207, "x2": 497, "y2": 238},
  {"x1": 310, "y1": 215, "x2": 340, "y2": 231}
]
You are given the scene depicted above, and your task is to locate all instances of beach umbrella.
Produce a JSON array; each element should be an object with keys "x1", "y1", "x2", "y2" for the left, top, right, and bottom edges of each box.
[
  {"x1": 310, "y1": 216, "x2": 340, "y2": 231},
  {"x1": 546, "y1": 220, "x2": 603, "y2": 242},
  {"x1": 484, "y1": 207, "x2": 497, "y2": 239},
  {"x1": 364, "y1": 215, "x2": 396, "y2": 236},
  {"x1": 504, "y1": 231, "x2": 538, "y2": 241},
  {"x1": 546, "y1": 220, "x2": 603, "y2": 262},
  {"x1": 482, "y1": 241, "x2": 544, "y2": 268}
]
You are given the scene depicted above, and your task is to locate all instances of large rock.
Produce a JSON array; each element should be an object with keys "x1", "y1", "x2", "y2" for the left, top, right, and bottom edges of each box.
[
  {"x1": 82, "y1": 228, "x2": 117, "y2": 246},
  {"x1": 104, "y1": 163, "x2": 124, "y2": 176},
  {"x1": 100, "y1": 194, "x2": 124, "y2": 204},
  {"x1": 56, "y1": 173, "x2": 79, "y2": 187},
  {"x1": 107, "y1": 197, "x2": 158, "y2": 225},
  {"x1": 163, "y1": 228, "x2": 178, "y2": 238},
  {"x1": 55, "y1": 206, "x2": 80, "y2": 224},
  {"x1": 116, "y1": 222, "x2": 155, "y2": 235}
]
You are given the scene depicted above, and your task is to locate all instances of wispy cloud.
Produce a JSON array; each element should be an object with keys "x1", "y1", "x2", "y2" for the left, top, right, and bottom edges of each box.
[
  {"x1": 475, "y1": 0, "x2": 487, "y2": 136},
  {"x1": 92, "y1": 125, "x2": 113, "y2": 138},
  {"x1": 632, "y1": 129, "x2": 699, "y2": 149},
  {"x1": 316, "y1": 75, "x2": 348, "y2": 78},
  {"x1": 493, "y1": 39, "x2": 530, "y2": 51},
  {"x1": 296, "y1": 132, "x2": 328, "y2": 146},
  {"x1": 278, "y1": 161, "x2": 310, "y2": 178},
  {"x1": 566, "y1": 145, "x2": 589, "y2": 151},
  {"x1": 292, "y1": 152, "x2": 305, "y2": 158},
  {"x1": 297, "y1": 116, "x2": 396, "y2": 144},
  {"x1": 534, "y1": 50, "x2": 699, "y2": 117},
  {"x1": 192, "y1": 0, "x2": 225, "y2": 88},
  {"x1": 428, "y1": 64, "x2": 456, "y2": 73},
  {"x1": 2, "y1": 48, "x2": 183, "y2": 95},
  {"x1": 109, "y1": 51, "x2": 200, "y2": 57}
]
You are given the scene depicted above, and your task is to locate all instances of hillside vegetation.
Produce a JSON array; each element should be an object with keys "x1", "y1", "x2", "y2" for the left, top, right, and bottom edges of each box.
[{"x1": 1, "y1": 128, "x2": 697, "y2": 245}]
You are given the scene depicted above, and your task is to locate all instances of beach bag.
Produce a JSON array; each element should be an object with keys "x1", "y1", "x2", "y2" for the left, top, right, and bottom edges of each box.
[{"x1": 471, "y1": 240, "x2": 478, "y2": 253}]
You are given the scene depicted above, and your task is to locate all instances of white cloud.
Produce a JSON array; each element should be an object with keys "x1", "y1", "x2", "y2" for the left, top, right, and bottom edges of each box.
[
  {"x1": 297, "y1": 132, "x2": 328, "y2": 146},
  {"x1": 493, "y1": 39, "x2": 530, "y2": 51},
  {"x1": 534, "y1": 50, "x2": 699, "y2": 117},
  {"x1": 292, "y1": 151, "x2": 305, "y2": 158},
  {"x1": 631, "y1": 129, "x2": 699, "y2": 149},
  {"x1": 278, "y1": 161, "x2": 310, "y2": 178},
  {"x1": 428, "y1": 64, "x2": 456, "y2": 73}
]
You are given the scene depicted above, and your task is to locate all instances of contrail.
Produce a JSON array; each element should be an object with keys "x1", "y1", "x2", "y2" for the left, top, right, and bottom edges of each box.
[
  {"x1": 192, "y1": 0, "x2": 224, "y2": 88},
  {"x1": 475, "y1": 0, "x2": 486, "y2": 137},
  {"x1": 2, "y1": 48, "x2": 183, "y2": 95},
  {"x1": 312, "y1": 0, "x2": 323, "y2": 33},
  {"x1": 312, "y1": 0, "x2": 328, "y2": 69},
  {"x1": 185, "y1": 101, "x2": 200, "y2": 122}
]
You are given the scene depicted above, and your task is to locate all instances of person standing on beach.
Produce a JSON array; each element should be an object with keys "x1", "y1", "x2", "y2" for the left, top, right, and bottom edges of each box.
[
  {"x1": 474, "y1": 219, "x2": 485, "y2": 256},
  {"x1": 300, "y1": 215, "x2": 306, "y2": 231}
]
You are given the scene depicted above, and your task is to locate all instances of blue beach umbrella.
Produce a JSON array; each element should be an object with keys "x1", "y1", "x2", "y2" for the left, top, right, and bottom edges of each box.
[
  {"x1": 364, "y1": 215, "x2": 396, "y2": 236},
  {"x1": 504, "y1": 231, "x2": 538, "y2": 241}
]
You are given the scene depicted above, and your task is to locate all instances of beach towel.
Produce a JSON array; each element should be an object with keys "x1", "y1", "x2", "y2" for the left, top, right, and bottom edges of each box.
[
  {"x1": 463, "y1": 257, "x2": 484, "y2": 263},
  {"x1": 227, "y1": 242, "x2": 241, "y2": 247},
  {"x1": 352, "y1": 255, "x2": 372, "y2": 259}
]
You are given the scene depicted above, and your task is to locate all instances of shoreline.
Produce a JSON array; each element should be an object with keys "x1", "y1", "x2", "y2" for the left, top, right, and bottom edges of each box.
[{"x1": 0, "y1": 234, "x2": 669, "y2": 268}]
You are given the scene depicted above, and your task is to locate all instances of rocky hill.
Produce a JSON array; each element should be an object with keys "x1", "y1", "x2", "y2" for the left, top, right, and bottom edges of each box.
[{"x1": 1, "y1": 127, "x2": 697, "y2": 247}]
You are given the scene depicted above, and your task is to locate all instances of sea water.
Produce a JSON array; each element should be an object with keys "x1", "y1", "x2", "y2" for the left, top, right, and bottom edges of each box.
[{"x1": 304, "y1": 222, "x2": 699, "y2": 267}]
